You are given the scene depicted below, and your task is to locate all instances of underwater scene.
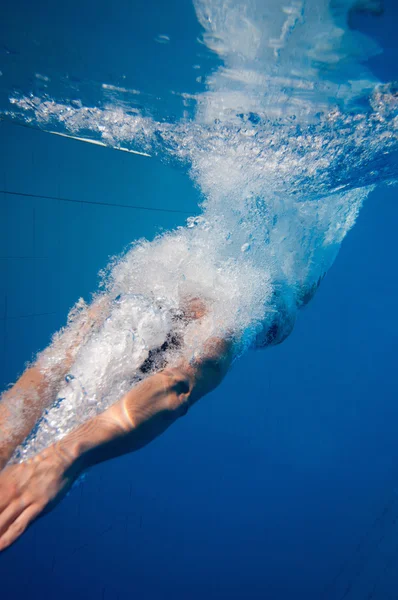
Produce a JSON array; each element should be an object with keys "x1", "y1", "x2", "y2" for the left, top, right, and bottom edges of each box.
[{"x1": 0, "y1": 0, "x2": 397, "y2": 598}]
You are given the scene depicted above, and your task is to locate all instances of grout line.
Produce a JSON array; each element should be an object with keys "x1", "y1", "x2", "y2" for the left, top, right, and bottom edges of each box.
[
  {"x1": 2, "y1": 295, "x2": 7, "y2": 372},
  {"x1": 32, "y1": 206, "x2": 36, "y2": 256},
  {"x1": 0, "y1": 189, "x2": 194, "y2": 215},
  {"x1": 0, "y1": 311, "x2": 58, "y2": 321}
]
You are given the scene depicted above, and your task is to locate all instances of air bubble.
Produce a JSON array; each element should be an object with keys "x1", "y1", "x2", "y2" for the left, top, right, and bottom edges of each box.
[{"x1": 187, "y1": 216, "x2": 208, "y2": 229}]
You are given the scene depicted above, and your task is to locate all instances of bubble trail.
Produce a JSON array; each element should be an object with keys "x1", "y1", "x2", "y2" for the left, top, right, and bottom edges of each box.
[{"x1": 2, "y1": 0, "x2": 396, "y2": 462}]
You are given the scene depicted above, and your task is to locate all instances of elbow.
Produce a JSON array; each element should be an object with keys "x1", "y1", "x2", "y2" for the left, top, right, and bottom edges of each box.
[{"x1": 162, "y1": 368, "x2": 193, "y2": 417}]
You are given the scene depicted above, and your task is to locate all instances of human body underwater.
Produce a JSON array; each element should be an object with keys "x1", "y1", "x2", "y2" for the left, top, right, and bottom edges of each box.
[{"x1": 0, "y1": 0, "x2": 397, "y2": 550}]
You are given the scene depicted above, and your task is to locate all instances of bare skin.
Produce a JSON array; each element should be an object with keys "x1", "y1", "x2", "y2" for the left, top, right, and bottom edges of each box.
[
  {"x1": 0, "y1": 299, "x2": 232, "y2": 551},
  {"x1": 0, "y1": 298, "x2": 109, "y2": 470},
  {"x1": 0, "y1": 273, "x2": 325, "y2": 552}
]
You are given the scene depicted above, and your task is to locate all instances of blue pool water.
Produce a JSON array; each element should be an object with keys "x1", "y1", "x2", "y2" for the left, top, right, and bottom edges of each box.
[{"x1": 0, "y1": 1, "x2": 397, "y2": 598}]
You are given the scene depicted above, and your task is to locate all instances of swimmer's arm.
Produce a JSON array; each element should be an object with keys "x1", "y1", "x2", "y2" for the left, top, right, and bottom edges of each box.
[
  {"x1": 0, "y1": 337, "x2": 232, "y2": 551},
  {"x1": 0, "y1": 298, "x2": 109, "y2": 470},
  {"x1": 0, "y1": 367, "x2": 52, "y2": 470},
  {"x1": 57, "y1": 336, "x2": 233, "y2": 470}
]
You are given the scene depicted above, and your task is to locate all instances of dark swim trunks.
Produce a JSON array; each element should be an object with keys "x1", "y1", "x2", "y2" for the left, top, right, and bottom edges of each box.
[
  {"x1": 138, "y1": 306, "x2": 187, "y2": 375},
  {"x1": 139, "y1": 331, "x2": 182, "y2": 374}
]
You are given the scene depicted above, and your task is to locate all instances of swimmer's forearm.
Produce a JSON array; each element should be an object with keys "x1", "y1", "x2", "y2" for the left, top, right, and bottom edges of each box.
[
  {"x1": 0, "y1": 298, "x2": 109, "y2": 469},
  {"x1": 55, "y1": 338, "x2": 233, "y2": 474},
  {"x1": 54, "y1": 369, "x2": 192, "y2": 474},
  {"x1": 0, "y1": 367, "x2": 193, "y2": 552},
  {"x1": 0, "y1": 366, "x2": 51, "y2": 469},
  {"x1": 0, "y1": 359, "x2": 81, "y2": 470}
]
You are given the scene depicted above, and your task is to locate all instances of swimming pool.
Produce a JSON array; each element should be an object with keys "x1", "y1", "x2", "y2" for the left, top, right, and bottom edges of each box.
[{"x1": 0, "y1": 1, "x2": 397, "y2": 598}]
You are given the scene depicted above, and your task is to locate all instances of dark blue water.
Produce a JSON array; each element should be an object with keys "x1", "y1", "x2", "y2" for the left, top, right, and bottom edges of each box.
[{"x1": 0, "y1": 1, "x2": 397, "y2": 599}]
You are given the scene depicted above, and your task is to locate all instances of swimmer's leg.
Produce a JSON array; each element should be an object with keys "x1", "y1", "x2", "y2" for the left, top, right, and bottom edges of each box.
[{"x1": 0, "y1": 335, "x2": 232, "y2": 551}]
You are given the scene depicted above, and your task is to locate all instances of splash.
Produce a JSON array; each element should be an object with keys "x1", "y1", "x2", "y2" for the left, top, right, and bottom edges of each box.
[{"x1": 2, "y1": 0, "x2": 397, "y2": 462}]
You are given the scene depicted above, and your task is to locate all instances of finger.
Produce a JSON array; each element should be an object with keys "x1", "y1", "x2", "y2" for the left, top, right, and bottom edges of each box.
[
  {"x1": 0, "y1": 503, "x2": 41, "y2": 552},
  {"x1": 0, "y1": 497, "x2": 26, "y2": 537}
]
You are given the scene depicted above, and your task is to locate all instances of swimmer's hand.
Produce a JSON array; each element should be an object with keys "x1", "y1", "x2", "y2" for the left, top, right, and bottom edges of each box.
[
  {"x1": 0, "y1": 447, "x2": 77, "y2": 552},
  {"x1": 0, "y1": 333, "x2": 233, "y2": 551}
]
